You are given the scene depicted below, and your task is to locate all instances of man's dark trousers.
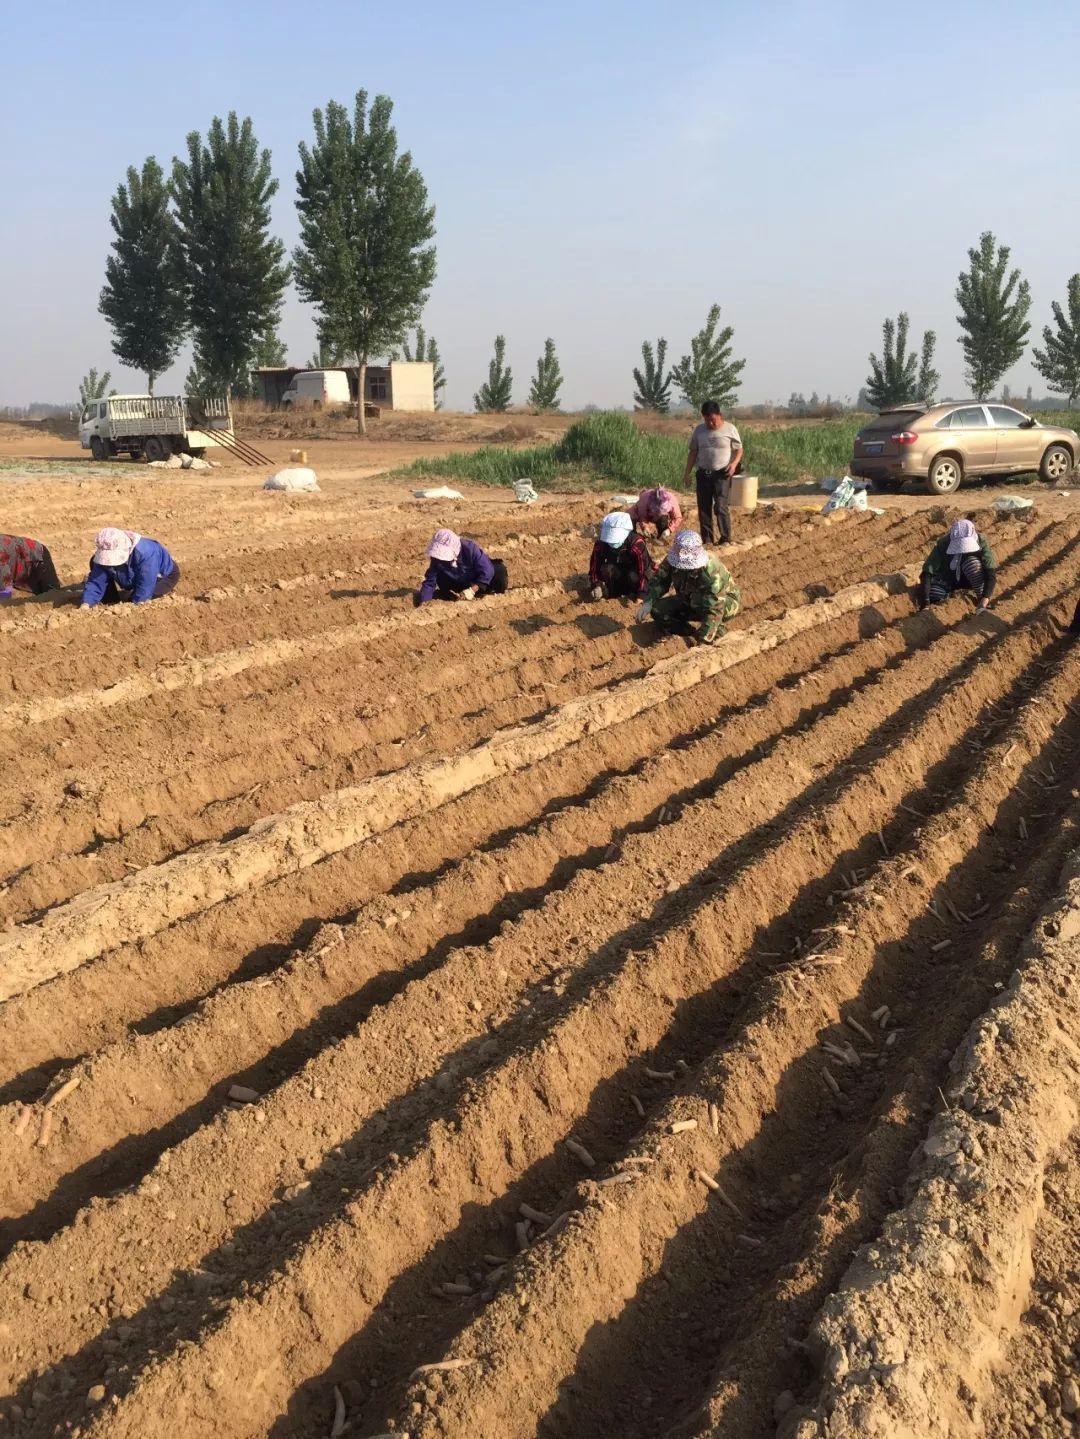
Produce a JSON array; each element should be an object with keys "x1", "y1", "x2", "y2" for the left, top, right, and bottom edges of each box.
[{"x1": 696, "y1": 469, "x2": 731, "y2": 545}]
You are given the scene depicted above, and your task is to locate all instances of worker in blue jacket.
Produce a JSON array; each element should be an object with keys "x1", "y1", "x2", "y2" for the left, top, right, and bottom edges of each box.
[
  {"x1": 80, "y1": 527, "x2": 180, "y2": 608},
  {"x1": 413, "y1": 528, "x2": 508, "y2": 606}
]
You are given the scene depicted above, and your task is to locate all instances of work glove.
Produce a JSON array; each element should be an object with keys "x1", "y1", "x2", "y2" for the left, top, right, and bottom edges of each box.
[
  {"x1": 460, "y1": 586, "x2": 477, "y2": 601},
  {"x1": 636, "y1": 599, "x2": 653, "y2": 622},
  {"x1": 697, "y1": 620, "x2": 724, "y2": 646},
  {"x1": 589, "y1": 584, "x2": 604, "y2": 601}
]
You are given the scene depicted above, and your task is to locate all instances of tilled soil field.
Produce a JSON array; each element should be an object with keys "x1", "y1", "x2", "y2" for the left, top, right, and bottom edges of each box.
[{"x1": 1, "y1": 472, "x2": 1079, "y2": 1439}]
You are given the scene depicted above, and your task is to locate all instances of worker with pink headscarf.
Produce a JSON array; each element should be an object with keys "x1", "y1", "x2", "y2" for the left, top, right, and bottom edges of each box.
[
  {"x1": 80, "y1": 528, "x2": 180, "y2": 608},
  {"x1": 414, "y1": 528, "x2": 508, "y2": 606},
  {"x1": 919, "y1": 518, "x2": 996, "y2": 612},
  {"x1": 628, "y1": 486, "x2": 683, "y2": 540}
]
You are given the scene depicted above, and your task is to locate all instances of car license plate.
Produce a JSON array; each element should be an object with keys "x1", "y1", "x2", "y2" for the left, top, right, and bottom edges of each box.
[{"x1": 863, "y1": 442, "x2": 884, "y2": 455}]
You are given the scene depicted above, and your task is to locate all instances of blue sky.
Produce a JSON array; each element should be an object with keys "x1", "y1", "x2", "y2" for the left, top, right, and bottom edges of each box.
[{"x1": 4, "y1": 0, "x2": 1080, "y2": 409}]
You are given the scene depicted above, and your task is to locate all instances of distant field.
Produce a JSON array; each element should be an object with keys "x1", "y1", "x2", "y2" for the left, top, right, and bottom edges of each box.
[{"x1": 398, "y1": 411, "x2": 861, "y2": 491}]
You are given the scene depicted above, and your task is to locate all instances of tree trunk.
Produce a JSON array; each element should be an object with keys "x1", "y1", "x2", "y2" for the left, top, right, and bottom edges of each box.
[
  {"x1": 357, "y1": 354, "x2": 367, "y2": 438},
  {"x1": 147, "y1": 372, "x2": 156, "y2": 396}
]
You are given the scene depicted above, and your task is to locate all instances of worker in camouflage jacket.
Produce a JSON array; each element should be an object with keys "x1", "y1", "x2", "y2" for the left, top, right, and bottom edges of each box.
[{"x1": 638, "y1": 529, "x2": 740, "y2": 645}]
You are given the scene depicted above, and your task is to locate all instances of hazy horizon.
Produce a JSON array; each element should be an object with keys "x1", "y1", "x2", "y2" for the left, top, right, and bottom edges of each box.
[{"x1": 5, "y1": 0, "x2": 1080, "y2": 412}]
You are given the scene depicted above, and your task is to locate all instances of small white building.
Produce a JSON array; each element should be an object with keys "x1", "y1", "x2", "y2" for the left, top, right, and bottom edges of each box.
[{"x1": 252, "y1": 361, "x2": 435, "y2": 412}]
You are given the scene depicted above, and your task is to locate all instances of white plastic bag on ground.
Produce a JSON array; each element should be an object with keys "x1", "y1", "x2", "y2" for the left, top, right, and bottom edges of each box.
[
  {"x1": 822, "y1": 477, "x2": 869, "y2": 512},
  {"x1": 148, "y1": 453, "x2": 184, "y2": 470},
  {"x1": 412, "y1": 485, "x2": 464, "y2": 500},
  {"x1": 513, "y1": 478, "x2": 539, "y2": 504},
  {"x1": 992, "y1": 494, "x2": 1034, "y2": 512},
  {"x1": 610, "y1": 493, "x2": 638, "y2": 507},
  {"x1": 264, "y1": 466, "x2": 320, "y2": 492}
]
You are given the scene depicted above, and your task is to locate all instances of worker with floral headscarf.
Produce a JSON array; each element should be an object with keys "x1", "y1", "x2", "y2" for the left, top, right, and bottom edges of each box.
[
  {"x1": 80, "y1": 528, "x2": 180, "y2": 608},
  {"x1": 0, "y1": 533, "x2": 62, "y2": 599},
  {"x1": 628, "y1": 486, "x2": 682, "y2": 540},
  {"x1": 919, "y1": 518, "x2": 996, "y2": 611},
  {"x1": 638, "y1": 529, "x2": 741, "y2": 644},
  {"x1": 414, "y1": 528, "x2": 508, "y2": 606}
]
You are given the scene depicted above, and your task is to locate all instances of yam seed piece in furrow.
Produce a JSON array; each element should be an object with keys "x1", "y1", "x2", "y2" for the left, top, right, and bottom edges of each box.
[
  {"x1": 6, "y1": 600, "x2": 1066, "y2": 1429},
  {"x1": 0, "y1": 530, "x2": 1067, "y2": 1217},
  {"x1": 379, "y1": 648, "x2": 1080, "y2": 1439},
  {"x1": 0, "y1": 568, "x2": 920, "y2": 1004}
]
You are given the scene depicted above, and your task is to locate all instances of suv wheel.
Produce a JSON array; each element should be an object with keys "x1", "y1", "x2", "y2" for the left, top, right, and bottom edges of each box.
[
  {"x1": 925, "y1": 454, "x2": 962, "y2": 495},
  {"x1": 89, "y1": 435, "x2": 106, "y2": 462},
  {"x1": 1040, "y1": 444, "x2": 1073, "y2": 482}
]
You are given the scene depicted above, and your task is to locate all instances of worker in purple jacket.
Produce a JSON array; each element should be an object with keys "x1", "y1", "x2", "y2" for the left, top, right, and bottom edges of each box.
[
  {"x1": 80, "y1": 527, "x2": 180, "y2": 608},
  {"x1": 413, "y1": 528, "x2": 509, "y2": 606}
]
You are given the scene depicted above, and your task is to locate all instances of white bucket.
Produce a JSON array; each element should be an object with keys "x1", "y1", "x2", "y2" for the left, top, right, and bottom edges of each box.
[{"x1": 729, "y1": 474, "x2": 759, "y2": 510}]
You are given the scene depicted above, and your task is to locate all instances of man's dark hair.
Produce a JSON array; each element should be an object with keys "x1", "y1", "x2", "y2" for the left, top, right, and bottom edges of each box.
[{"x1": 700, "y1": 400, "x2": 721, "y2": 417}]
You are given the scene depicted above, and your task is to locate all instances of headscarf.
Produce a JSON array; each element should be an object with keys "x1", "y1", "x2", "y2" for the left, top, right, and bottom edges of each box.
[
  {"x1": 599, "y1": 511, "x2": 633, "y2": 546},
  {"x1": 93, "y1": 527, "x2": 140, "y2": 566},
  {"x1": 650, "y1": 487, "x2": 676, "y2": 516},
  {"x1": 668, "y1": 529, "x2": 708, "y2": 571},
  {"x1": 427, "y1": 528, "x2": 462, "y2": 563},
  {"x1": 946, "y1": 519, "x2": 979, "y2": 578}
]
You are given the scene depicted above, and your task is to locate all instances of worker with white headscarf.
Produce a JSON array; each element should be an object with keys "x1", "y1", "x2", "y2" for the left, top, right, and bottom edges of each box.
[
  {"x1": 80, "y1": 528, "x2": 180, "y2": 608},
  {"x1": 587, "y1": 511, "x2": 655, "y2": 599},
  {"x1": 638, "y1": 529, "x2": 741, "y2": 645},
  {"x1": 919, "y1": 518, "x2": 996, "y2": 612}
]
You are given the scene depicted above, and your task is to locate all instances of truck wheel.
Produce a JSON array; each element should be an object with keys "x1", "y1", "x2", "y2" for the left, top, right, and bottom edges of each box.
[
  {"x1": 925, "y1": 454, "x2": 962, "y2": 495},
  {"x1": 90, "y1": 436, "x2": 107, "y2": 462},
  {"x1": 144, "y1": 435, "x2": 169, "y2": 463}
]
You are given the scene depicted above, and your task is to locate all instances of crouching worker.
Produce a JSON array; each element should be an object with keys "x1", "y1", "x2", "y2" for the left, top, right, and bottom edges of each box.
[
  {"x1": 80, "y1": 528, "x2": 180, "y2": 608},
  {"x1": 637, "y1": 529, "x2": 740, "y2": 645},
  {"x1": 414, "y1": 527, "x2": 508, "y2": 606},
  {"x1": 588, "y1": 512, "x2": 654, "y2": 599},
  {"x1": 919, "y1": 518, "x2": 996, "y2": 612},
  {"x1": 628, "y1": 486, "x2": 683, "y2": 541},
  {"x1": 0, "y1": 533, "x2": 61, "y2": 598}
]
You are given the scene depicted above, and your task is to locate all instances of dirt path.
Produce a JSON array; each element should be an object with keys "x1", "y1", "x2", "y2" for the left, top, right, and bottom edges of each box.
[{"x1": 0, "y1": 468, "x2": 1078, "y2": 1439}]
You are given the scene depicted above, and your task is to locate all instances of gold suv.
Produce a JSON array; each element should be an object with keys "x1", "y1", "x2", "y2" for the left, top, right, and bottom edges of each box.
[{"x1": 851, "y1": 402, "x2": 1078, "y2": 494}]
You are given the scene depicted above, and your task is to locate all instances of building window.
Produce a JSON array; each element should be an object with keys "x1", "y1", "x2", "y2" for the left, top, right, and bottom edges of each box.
[{"x1": 367, "y1": 373, "x2": 389, "y2": 402}]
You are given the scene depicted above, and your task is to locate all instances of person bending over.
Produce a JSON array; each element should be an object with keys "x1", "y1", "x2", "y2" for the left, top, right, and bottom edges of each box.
[
  {"x1": 414, "y1": 527, "x2": 508, "y2": 606},
  {"x1": 637, "y1": 529, "x2": 741, "y2": 645},
  {"x1": 588, "y1": 511, "x2": 655, "y2": 599},
  {"x1": 0, "y1": 533, "x2": 61, "y2": 598},
  {"x1": 628, "y1": 486, "x2": 682, "y2": 541},
  {"x1": 80, "y1": 528, "x2": 180, "y2": 608},
  {"x1": 919, "y1": 519, "x2": 996, "y2": 612}
]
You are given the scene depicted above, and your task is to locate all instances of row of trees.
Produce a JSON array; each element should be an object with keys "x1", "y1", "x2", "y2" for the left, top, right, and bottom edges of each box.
[
  {"x1": 472, "y1": 335, "x2": 564, "y2": 412},
  {"x1": 632, "y1": 306, "x2": 744, "y2": 413},
  {"x1": 101, "y1": 92, "x2": 439, "y2": 433},
  {"x1": 863, "y1": 232, "x2": 1080, "y2": 410}
]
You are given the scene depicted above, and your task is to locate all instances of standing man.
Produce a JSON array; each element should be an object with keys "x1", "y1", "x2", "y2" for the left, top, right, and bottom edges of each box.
[{"x1": 682, "y1": 400, "x2": 743, "y2": 545}]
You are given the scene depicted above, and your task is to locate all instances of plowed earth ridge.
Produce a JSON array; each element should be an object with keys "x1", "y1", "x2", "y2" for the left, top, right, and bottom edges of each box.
[{"x1": 0, "y1": 495, "x2": 1076, "y2": 1439}]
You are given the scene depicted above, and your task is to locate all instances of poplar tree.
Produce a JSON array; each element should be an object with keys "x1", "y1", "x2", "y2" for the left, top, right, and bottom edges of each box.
[
  {"x1": 474, "y1": 335, "x2": 512, "y2": 412},
  {"x1": 99, "y1": 158, "x2": 187, "y2": 394},
  {"x1": 632, "y1": 338, "x2": 672, "y2": 412},
  {"x1": 293, "y1": 91, "x2": 437, "y2": 435},
  {"x1": 1033, "y1": 275, "x2": 1080, "y2": 405},
  {"x1": 528, "y1": 338, "x2": 563, "y2": 411},
  {"x1": 865, "y1": 312, "x2": 938, "y2": 408},
  {"x1": 172, "y1": 113, "x2": 290, "y2": 396},
  {"x1": 955, "y1": 231, "x2": 1031, "y2": 400},
  {"x1": 78, "y1": 369, "x2": 114, "y2": 409},
  {"x1": 671, "y1": 305, "x2": 745, "y2": 410}
]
